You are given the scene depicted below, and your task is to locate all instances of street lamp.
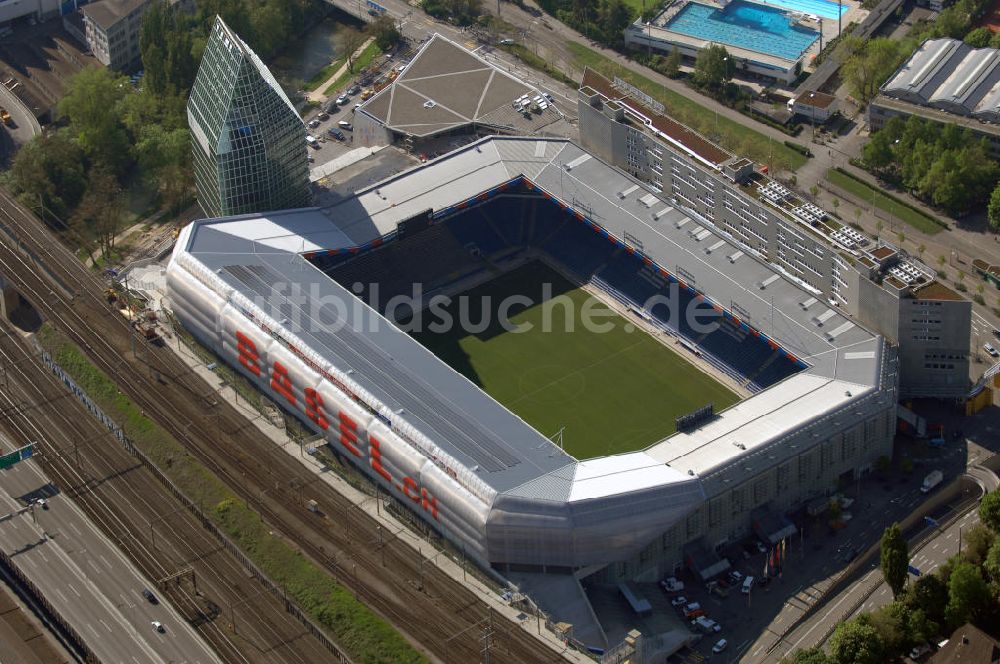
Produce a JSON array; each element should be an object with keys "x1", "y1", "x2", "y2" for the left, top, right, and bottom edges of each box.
[
  {"x1": 809, "y1": 92, "x2": 816, "y2": 140},
  {"x1": 715, "y1": 57, "x2": 729, "y2": 140}
]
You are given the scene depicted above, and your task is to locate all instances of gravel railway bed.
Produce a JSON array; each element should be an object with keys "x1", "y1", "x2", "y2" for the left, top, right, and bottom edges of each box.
[
  {"x1": 0, "y1": 325, "x2": 334, "y2": 663},
  {"x1": 0, "y1": 188, "x2": 568, "y2": 664}
]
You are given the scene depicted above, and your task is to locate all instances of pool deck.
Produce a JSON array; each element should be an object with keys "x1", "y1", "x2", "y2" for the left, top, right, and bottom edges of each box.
[{"x1": 644, "y1": 0, "x2": 864, "y2": 72}]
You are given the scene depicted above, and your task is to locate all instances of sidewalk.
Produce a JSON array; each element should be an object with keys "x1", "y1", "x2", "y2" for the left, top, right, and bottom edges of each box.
[
  {"x1": 161, "y1": 319, "x2": 588, "y2": 663},
  {"x1": 307, "y1": 37, "x2": 374, "y2": 104}
]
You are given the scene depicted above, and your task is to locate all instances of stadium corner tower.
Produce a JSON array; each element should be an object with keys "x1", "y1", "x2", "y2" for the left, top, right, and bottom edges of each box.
[{"x1": 166, "y1": 136, "x2": 897, "y2": 574}]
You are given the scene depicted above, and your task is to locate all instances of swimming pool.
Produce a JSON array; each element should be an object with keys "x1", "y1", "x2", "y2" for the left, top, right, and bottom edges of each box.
[
  {"x1": 666, "y1": 1, "x2": 819, "y2": 61},
  {"x1": 757, "y1": 0, "x2": 847, "y2": 21}
]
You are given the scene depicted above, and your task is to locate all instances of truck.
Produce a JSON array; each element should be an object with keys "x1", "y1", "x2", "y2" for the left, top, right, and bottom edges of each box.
[{"x1": 921, "y1": 470, "x2": 943, "y2": 494}]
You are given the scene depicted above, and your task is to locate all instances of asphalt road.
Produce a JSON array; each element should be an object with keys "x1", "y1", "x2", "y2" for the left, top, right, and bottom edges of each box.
[{"x1": 0, "y1": 457, "x2": 219, "y2": 664}]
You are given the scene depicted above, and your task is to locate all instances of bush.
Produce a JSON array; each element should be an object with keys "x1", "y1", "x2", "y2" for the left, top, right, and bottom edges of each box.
[{"x1": 784, "y1": 140, "x2": 811, "y2": 157}]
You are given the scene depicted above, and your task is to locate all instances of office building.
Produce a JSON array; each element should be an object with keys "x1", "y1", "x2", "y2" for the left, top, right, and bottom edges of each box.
[{"x1": 187, "y1": 16, "x2": 310, "y2": 218}]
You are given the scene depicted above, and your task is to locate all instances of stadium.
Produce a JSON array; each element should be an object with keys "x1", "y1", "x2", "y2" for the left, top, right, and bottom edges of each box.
[{"x1": 165, "y1": 136, "x2": 897, "y2": 602}]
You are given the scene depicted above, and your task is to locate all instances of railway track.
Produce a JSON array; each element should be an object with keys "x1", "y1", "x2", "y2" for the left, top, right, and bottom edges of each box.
[
  {"x1": 0, "y1": 189, "x2": 572, "y2": 664},
  {"x1": 0, "y1": 324, "x2": 335, "y2": 663}
]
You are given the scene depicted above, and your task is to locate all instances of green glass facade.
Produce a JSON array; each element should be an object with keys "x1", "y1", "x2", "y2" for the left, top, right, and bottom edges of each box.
[{"x1": 187, "y1": 17, "x2": 310, "y2": 218}]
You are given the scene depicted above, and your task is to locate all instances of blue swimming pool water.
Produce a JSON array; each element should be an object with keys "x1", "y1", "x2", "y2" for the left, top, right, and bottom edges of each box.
[
  {"x1": 666, "y1": 1, "x2": 819, "y2": 61},
  {"x1": 761, "y1": 0, "x2": 847, "y2": 20}
]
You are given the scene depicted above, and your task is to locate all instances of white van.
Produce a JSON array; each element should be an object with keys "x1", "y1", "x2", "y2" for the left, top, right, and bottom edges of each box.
[{"x1": 741, "y1": 576, "x2": 755, "y2": 594}]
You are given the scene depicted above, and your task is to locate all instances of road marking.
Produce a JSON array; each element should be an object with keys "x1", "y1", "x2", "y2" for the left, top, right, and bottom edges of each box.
[
  {"x1": 88, "y1": 623, "x2": 99, "y2": 637},
  {"x1": 70, "y1": 522, "x2": 82, "y2": 536},
  {"x1": 37, "y1": 550, "x2": 46, "y2": 562},
  {"x1": 88, "y1": 559, "x2": 100, "y2": 574},
  {"x1": 100, "y1": 554, "x2": 111, "y2": 569},
  {"x1": 100, "y1": 619, "x2": 112, "y2": 633},
  {"x1": 68, "y1": 583, "x2": 81, "y2": 597}
]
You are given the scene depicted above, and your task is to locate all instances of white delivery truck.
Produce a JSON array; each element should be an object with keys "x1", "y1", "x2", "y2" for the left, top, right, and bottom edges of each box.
[{"x1": 921, "y1": 470, "x2": 943, "y2": 494}]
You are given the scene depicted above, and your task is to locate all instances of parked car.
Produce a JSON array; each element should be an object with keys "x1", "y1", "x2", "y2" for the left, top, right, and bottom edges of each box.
[
  {"x1": 670, "y1": 595, "x2": 687, "y2": 607},
  {"x1": 755, "y1": 541, "x2": 767, "y2": 554},
  {"x1": 713, "y1": 638, "x2": 728, "y2": 653},
  {"x1": 347, "y1": 84, "x2": 361, "y2": 95},
  {"x1": 684, "y1": 608, "x2": 705, "y2": 619},
  {"x1": 693, "y1": 616, "x2": 722, "y2": 633},
  {"x1": 317, "y1": 112, "x2": 329, "y2": 121},
  {"x1": 728, "y1": 570, "x2": 743, "y2": 584},
  {"x1": 327, "y1": 129, "x2": 346, "y2": 141},
  {"x1": 307, "y1": 119, "x2": 320, "y2": 129},
  {"x1": 741, "y1": 576, "x2": 755, "y2": 594},
  {"x1": 660, "y1": 577, "x2": 684, "y2": 592},
  {"x1": 338, "y1": 120, "x2": 353, "y2": 131},
  {"x1": 985, "y1": 343, "x2": 999, "y2": 358},
  {"x1": 336, "y1": 94, "x2": 350, "y2": 106},
  {"x1": 326, "y1": 101, "x2": 339, "y2": 114}
]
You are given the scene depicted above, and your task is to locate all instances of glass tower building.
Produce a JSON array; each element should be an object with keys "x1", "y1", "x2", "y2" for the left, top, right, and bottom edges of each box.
[{"x1": 187, "y1": 17, "x2": 310, "y2": 218}]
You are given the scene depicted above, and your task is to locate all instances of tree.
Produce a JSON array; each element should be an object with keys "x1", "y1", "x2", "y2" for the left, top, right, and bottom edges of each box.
[
  {"x1": 983, "y1": 536, "x2": 1000, "y2": 581},
  {"x1": 938, "y1": 255, "x2": 947, "y2": 270},
  {"x1": 989, "y1": 182, "x2": 1000, "y2": 231},
  {"x1": 904, "y1": 574, "x2": 948, "y2": 627},
  {"x1": 961, "y1": 524, "x2": 995, "y2": 566},
  {"x1": 369, "y1": 14, "x2": 401, "y2": 51},
  {"x1": 980, "y1": 491, "x2": 1000, "y2": 531},
  {"x1": 781, "y1": 648, "x2": 831, "y2": 664},
  {"x1": 828, "y1": 617, "x2": 885, "y2": 664},
  {"x1": 880, "y1": 523, "x2": 908, "y2": 598},
  {"x1": 854, "y1": 208, "x2": 862, "y2": 224},
  {"x1": 664, "y1": 46, "x2": 682, "y2": 78},
  {"x1": 897, "y1": 231, "x2": 905, "y2": 245},
  {"x1": 71, "y1": 165, "x2": 124, "y2": 262},
  {"x1": 595, "y1": 0, "x2": 633, "y2": 46},
  {"x1": 964, "y1": 26, "x2": 993, "y2": 47},
  {"x1": 842, "y1": 37, "x2": 906, "y2": 102},
  {"x1": 139, "y1": 0, "x2": 196, "y2": 96},
  {"x1": 809, "y1": 184, "x2": 819, "y2": 197},
  {"x1": 6, "y1": 130, "x2": 88, "y2": 222},
  {"x1": 917, "y1": 243, "x2": 926, "y2": 260},
  {"x1": 336, "y1": 26, "x2": 366, "y2": 74},
  {"x1": 693, "y1": 44, "x2": 733, "y2": 90},
  {"x1": 945, "y1": 562, "x2": 991, "y2": 629},
  {"x1": 58, "y1": 67, "x2": 131, "y2": 176}
]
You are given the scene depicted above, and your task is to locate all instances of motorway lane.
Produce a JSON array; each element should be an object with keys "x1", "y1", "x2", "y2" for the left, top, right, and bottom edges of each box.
[{"x1": 0, "y1": 458, "x2": 220, "y2": 664}]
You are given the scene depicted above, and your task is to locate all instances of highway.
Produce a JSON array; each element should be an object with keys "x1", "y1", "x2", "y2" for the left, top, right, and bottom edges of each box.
[{"x1": 0, "y1": 454, "x2": 220, "y2": 664}]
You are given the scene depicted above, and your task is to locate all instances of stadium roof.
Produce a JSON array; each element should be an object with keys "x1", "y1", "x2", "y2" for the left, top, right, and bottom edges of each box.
[
  {"x1": 358, "y1": 34, "x2": 561, "y2": 139},
  {"x1": 177, "y1": 136, "x2": 886, "y2": 496},
  {"x1": 882, "y1": 38, "x2": 1000, "y2": 119}
]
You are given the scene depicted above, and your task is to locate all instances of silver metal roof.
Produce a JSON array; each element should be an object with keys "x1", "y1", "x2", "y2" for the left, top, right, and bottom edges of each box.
[
  {"x1": 882, "y1": 38, "x2": 1000, "y2": 122},
  {"x1": 177, "y1": 136, "x2": 886, "y2": 496}
]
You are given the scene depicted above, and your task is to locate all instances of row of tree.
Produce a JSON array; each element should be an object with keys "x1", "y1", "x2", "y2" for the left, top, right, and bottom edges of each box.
[
  {"x1": 536, "y1": 0, "x2": 637, "y2": 47},
  {"x1": 782, "y1": 491, "x2": 1000, "y2": 664},
  {"x1": 861, "y1": 115, "x2": 999, "y2": 216}
]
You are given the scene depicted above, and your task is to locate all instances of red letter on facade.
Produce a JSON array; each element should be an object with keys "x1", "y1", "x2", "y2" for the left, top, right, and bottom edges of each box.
[
  {"x1": 369, "y1": 435, "x2": 393, "y2": 483},
  {"x1": 338, "y1": 412, "x2": 362, "y2": 457},
  {"x1": 421, "y1": 488, "x2": 439, "y2": 520},
  {"x1": 304, "y1": 388, "x2": 329, "y2": 430},
  {"x1": 269, "y1": 361, "x2": 296, "y2": 406},
  {"x1": 402, "y1": 477, "x2": 420, "y2": 503},
  {"x1": 236, "y1": 331, "x2": 261, "y2": 377}
]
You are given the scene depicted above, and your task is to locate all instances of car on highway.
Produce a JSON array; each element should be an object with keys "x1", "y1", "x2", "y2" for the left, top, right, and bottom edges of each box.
[
  {"x1": 336, "y1": 94, "x2": 350, "y2": 106},
  {"x1": 713, "y1": 638, "x2": 728, "y2": 653},
  {"x1": 670, "y1": 595, "x2": 687, "y2": 607},
  {"x1": 142, "y1": 589, "x2": 159, "y2": 604},
  {"x1": 994, "y1": 328, "x2": 1000, "y2": 339},
  {"x1": 151, "y1": 621, "x2": 165, "y2": 633},
  {"x1": 32, "y1": 498, "x2": 47, "y2": 510}
]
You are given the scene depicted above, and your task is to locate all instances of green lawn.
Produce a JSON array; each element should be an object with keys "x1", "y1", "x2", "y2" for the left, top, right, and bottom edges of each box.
[
  {"x1": 566, "y1": 43, "x2": 809, "y2": 173},
  {"x1": 410, "y1": 262, "x2": 738, "y2": 460},
  {"x1": 323, "y1": 42, "x2": 382, "y2": 96},
  {"x1": 826, "y1": 168, "x2": 944, "y2": 236}
]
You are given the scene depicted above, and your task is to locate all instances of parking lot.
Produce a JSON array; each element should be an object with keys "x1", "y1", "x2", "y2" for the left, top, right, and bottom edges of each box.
[{"x1": 303, "y1": 89, "x2": 365, "y2": 169}]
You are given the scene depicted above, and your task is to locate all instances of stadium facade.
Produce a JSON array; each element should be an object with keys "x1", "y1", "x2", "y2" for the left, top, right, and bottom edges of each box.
[
  {"x1": 166, "y1": 134, "x2": 900, "y2": 585},
  {"x1": 579, "y1": 68, "x2": 971, "y2": 400},
  {"x1": 187, "y1": 17, "x2": 311, "y2": 219}
]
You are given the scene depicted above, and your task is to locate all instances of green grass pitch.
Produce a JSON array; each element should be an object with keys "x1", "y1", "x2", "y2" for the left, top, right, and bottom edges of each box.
[{"x1": 410, "y1": 261, "x2": 739, "y2": 460}]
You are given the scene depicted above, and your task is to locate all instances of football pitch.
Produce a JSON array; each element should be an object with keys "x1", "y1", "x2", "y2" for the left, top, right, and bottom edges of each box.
[{"x1": 410, "y1": 261, "x2": 739, "y2": 460}]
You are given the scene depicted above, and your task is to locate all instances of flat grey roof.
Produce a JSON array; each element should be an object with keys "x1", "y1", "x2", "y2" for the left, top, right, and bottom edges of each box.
[
  {"x1": 82, "y1": 0, "x2": 146, "y2": 30},
  {"x1": 359, "y1": 34, "x2": 560, "y2": 138},
  {"x1": 180, "y1": 136, "x2": 884, "y2": 493}
]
